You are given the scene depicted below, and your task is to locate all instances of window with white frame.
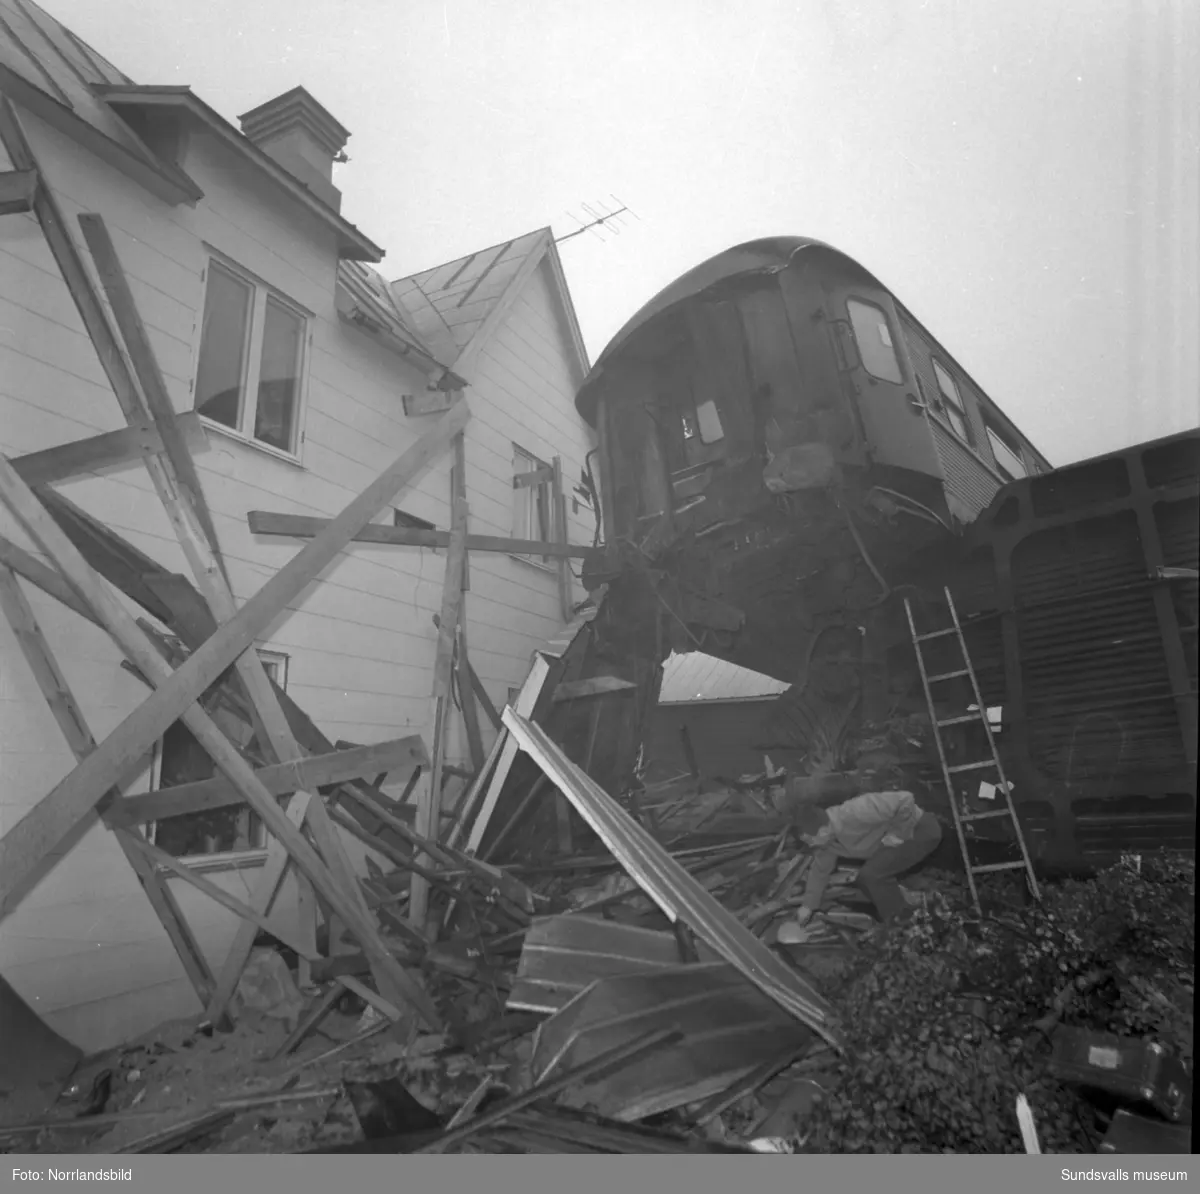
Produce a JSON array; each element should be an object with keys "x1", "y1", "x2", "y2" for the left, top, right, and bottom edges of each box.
[
  {"x1": 149, "y1": 651, "x2": 289, "y2": 860},
  {"x1": 194, "y1": 258, "x2": 308, "y2": 455},
  {"x1": 986, "y1": 425, "x2": 1028, "y2": 480},
  {"x1": 931, "y1": 359, "x2": 972, "y2": 444},
  {"x1": 512, "y1": 445, "x2": 555, "y2": 566}
]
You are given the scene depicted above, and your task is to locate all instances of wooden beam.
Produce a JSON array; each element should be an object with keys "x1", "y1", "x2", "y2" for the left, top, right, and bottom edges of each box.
[
  {"x1": 106, "y1": 736, "x2": 429, "y2": 827},
  {"x1": 121, "y1": 832, "x2": 319, "y2": 962},
  {"x1": 512, "y1": 466, "x2": 554, "y2": 490},
  {"x1": 0, "y1": 564, "x2": 215, "y2": 1006},
  {"x1": 411, "y1": 484, "x2": 469, "y2": 928},
  {"x1": 77, "y1": 215, "x2": 226, "y2": 579},
  {"x1": 402, "y1": 390, "x2": 457, "y2": 417},
  {"x1": 10, "y1": 414, "x2": 209, "y2": 488},
  {"x1": 552, "y1": 456, "x2": 573, "y2": 624},
  {"x1": 0, "y1": 534, "x2": 98, "y2": 626},
  {"x1": 0, "y1": 456, "x2": 442, "y2": 1027},
  {"x1": 0, "y1": 167, "x2": 37, "y2": 215},
  {"x1": 552, "y1": 675, "x2": 637, "y2": 702},
  {"x1": 247, "y1": 512, "x2": 591, "y2": 559},
  {"x1": 456, "y1": 622, "x2": 485, "y2": 772},
  {"x1": 0, "y1": 403, "x2": 466, "y2": 928}
]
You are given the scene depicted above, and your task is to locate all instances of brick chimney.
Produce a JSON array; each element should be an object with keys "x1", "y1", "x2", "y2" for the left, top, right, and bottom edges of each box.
[{"x1": 238, "y1": 86, "x2": 349, "y2": 212}]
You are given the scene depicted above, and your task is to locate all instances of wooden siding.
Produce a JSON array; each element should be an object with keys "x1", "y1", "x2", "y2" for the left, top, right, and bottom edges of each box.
[{"x1": 0, "y1": 111, "x2": 595, "y2": 1048}]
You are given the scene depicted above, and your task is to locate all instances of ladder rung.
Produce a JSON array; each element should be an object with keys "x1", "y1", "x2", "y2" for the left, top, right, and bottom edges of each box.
[
  {"x1": 915, "y1": 628, "x2": 958, "y2": 642},
  {"x1": 970, "y1": 860, "x2": 1028, "y2": 874},
  {"x1": 937, "y1": 714, "x2": 982, "y2": 727},
  {"x1": 947, "y1": 759, "x2": 996, "y2": 774},
  {"x1": 928, "y1": 669, "x2": 971, "y2": 682},
  {"x1": 961, "y1": 809, "x2": 1013, "y2": 822}
]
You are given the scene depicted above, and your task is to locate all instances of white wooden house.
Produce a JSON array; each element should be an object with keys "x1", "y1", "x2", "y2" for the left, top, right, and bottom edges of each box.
[{"x1": 0, "y1": 0, "x2": 595, "y2": 1050}]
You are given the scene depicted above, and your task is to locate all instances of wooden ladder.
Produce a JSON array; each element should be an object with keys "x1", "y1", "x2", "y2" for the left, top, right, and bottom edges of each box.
[{"x1": 905, "y1": 586, "x2": 1040, "y2": 914}]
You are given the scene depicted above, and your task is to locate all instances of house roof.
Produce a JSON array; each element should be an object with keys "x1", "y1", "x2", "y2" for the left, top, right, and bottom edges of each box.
[
  {"x1": 336, "y1": 260, "x2": 460, "y2": 379},
  {"x1": 0, "y1": 0, "x2": 384, "y2": 260},
  {"x1": 0, "y1": 0, "x2": 199, "y2": 203},
  {"x1": 389, "y1": 227, "x2": 590, "y2": 382},
  {"x1": 658, "y1": 652, "x2": 789, "y2": 706}
]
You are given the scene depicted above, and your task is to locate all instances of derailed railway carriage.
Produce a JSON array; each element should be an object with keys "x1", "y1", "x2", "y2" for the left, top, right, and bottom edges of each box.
[{"x1": 539, "y1": 237, "x2": 1194, "y2": 867}]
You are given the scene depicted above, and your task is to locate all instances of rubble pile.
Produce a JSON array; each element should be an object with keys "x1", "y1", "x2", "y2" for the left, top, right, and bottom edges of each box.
[{"x1": 1, "y1": 778, "x2": 1191, "y2": 1155}]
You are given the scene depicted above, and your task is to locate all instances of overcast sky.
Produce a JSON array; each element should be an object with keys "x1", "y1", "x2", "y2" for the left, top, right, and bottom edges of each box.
[{"x1": 50, "y1": 0, "x2": 1198, "y2": 466}]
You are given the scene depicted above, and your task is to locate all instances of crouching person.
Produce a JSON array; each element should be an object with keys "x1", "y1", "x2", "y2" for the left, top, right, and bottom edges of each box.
[{"x1": 777, "y1": 790, "x2": 942, "y2": 940}]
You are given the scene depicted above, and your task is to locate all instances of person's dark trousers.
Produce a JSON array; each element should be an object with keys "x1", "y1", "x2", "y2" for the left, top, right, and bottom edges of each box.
[{"x1": 855, "y1": 811, "x2": 943, "y2": 922}]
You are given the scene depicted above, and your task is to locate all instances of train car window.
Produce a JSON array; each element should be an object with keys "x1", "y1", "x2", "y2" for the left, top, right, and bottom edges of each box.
[
  {"x1": 986, "y1": 426, "x2": 1029, "y2": 480},
  {"x1": 847, "y1": 299, "x2": 903, "y2": 383},
  {"x1": 931, "y1": 359, "x2": 972, "y2": 443},
  {"x1": 695, "y1": 399, "x2": 725, "y2": 444}
]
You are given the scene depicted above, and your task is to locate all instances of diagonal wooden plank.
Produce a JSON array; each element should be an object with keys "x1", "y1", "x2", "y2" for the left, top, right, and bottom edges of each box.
[
  {"x1": 0, "y1": 456, "x2": 442, "y2": 1028},
  {"x1": 0, "y1": 533, "x2": 98, "y2": 626},
  {"x1": 0, "y1": 564, "x2": 215, "y2": 1006},
  {"x1": 10, "y1": 415, "x2": 210, "y2": 488},
  {"x1": 0, "y1": 401, "x2": 467, "y2": 919}
]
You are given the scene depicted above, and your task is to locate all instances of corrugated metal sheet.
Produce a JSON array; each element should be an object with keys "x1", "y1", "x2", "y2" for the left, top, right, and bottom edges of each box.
[
  {"x1": 658, "y1": 652, "x2": 788, "y2": 705},
  {"x1": 501, "y1": 711, "x2": 841, "y2": 1048},
  {"x1": 1012, "y1": 509, "x2": 1186, "y2": 779}
]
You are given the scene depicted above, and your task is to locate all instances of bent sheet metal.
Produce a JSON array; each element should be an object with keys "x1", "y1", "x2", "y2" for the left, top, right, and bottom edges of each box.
[{"x1": 500, "y1": 709, "x2": 842, "y2": 1048}]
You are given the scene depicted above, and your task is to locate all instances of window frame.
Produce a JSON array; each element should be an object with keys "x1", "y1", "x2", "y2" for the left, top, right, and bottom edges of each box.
[
  {"x1": 930, "y1": 357, "x2": 973, "y2": 444},
  {"x1": 985, "y1": 425, "x2": 1029, "y2": 481},
  {"x1": 192, "y1": 252, "x2": 312, "y2": 462},
  {"x1": 148, "y1": 649, "x2": 290, "y2": 870},
  {"x1": 511, "y1": 443, "x2": 557, "y2": 570},
  {"x1": 846, "y1": 297, "x2": 905, "y2": 385}
]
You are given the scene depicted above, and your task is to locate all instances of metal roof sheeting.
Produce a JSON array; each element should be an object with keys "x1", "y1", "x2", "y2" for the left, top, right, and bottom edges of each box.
[
  {"x1": 658, "y1": 652, "x2": 789, "y2": 706},
  {"x1": 501, "y1": 710, "x2": 841, "y2": 1048}
]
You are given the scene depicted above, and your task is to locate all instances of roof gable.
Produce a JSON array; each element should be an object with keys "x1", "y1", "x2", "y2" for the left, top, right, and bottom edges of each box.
[{"x1": 390, "y1": 227, "x2": 590, "y2": 383}]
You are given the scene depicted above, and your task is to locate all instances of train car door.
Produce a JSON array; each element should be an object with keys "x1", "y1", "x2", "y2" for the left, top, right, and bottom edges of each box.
[{"x1": 829, "y1": 286, "x2": 943, "y2": 479}]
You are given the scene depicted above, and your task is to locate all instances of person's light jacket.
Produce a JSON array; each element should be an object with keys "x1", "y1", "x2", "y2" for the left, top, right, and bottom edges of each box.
[{"x1": 798, "y1": 791, "x2": 924, "y2": 912}]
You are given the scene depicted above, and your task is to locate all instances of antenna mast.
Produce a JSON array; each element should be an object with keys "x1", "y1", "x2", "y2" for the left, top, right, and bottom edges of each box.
[{"x1": 555, "y1": 196, "x2": 639, "y2": 245}]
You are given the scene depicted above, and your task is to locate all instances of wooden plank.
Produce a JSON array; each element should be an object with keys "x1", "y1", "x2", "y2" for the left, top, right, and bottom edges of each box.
[
  {"x1": 513, "y1": 467, "x2": 554, "y2": 490},
  {"x1": 552, "y1": 676, "x2": 637, "y2": 702},
  {"x1": 247, "y1": 512, "x2": 591, "y2": 559},
  {"x1": 0, "y1": 403, "x2": 468, "y2": 914},
  {"x1": 0, "y1": 167, "x2": 37, "y2": 215},
  {"x1": 552, "y1": 456, "x2": 572, "y2": 624},
  {"x1": 335, "y1": 975, "x2": 403, "y2": 1023},
  {"x1": 10, "y1": 415, "x2": 210, "y2": 488},
  {"x1": 411, "y1": 482, "x2": 469, "y2": 928},
  {"x1": 106, "y1": 737, "x2": 429, "y2": 827},
  {"x1": 463, "y1": 653, "x2": 553, "y2": 858},
  {"x1": 402, "y1": 390, "x2": 457, "y2": 417},
  {"x1": 457, "y1": 622, "x2": 486, "y2": 772},
  {"x1": 121, "y1": 832, "x2": 319, "y2": 962},
  {"x1": 77, "y1": 214, "x2": 226, "y2": 578},
  {"x1": 0, "y1": 564, "x2": 215, "y2": 1007},
  {"x1": 0, "y1": 472, "x2": 441, "y2": 1025},
  {"x1": 0, "y1": 533, "x2": 99, "y2": 626}
]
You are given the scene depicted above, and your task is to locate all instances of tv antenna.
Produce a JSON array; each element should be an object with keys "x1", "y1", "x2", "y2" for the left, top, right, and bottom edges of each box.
[{"x1": 555, "y1": 196, "x2": 639, "y2": 245}]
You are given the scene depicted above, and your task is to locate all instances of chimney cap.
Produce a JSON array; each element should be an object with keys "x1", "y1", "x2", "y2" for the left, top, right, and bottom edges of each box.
[{"x1": 238, "y1": 85, "x2": 350, "y2": 157}]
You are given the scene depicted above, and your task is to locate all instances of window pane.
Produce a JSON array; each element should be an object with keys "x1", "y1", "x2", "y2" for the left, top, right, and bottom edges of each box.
[
  {"x1": 847, "y1": 299, "x2": 903, "y2": 383},
  {"x1": 254, "y1": 297, "x2": 304, "y2": 451},
  {"x1": 695, "y1": 399, "x2": 725, "y2": 444},
  {"x1": 195, "y1": 263, "x2": 251, "y2": 430},
  {"x1": 987, "y1": 428, "x2": 1028, "y2": 479},
  {"x1": 932, "y1": 361, "x2": 971, "y2": 441}
]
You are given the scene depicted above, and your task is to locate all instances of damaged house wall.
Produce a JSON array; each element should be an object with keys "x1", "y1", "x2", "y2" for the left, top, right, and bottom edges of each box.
[{"x1": 0, "y1": 0, "x2": 595, "y2": 1050}]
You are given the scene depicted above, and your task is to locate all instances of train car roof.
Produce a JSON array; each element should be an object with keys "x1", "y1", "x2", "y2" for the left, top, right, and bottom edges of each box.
[{"x1": 575, "y1": 236, "x2": 883, "y2": 425}]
